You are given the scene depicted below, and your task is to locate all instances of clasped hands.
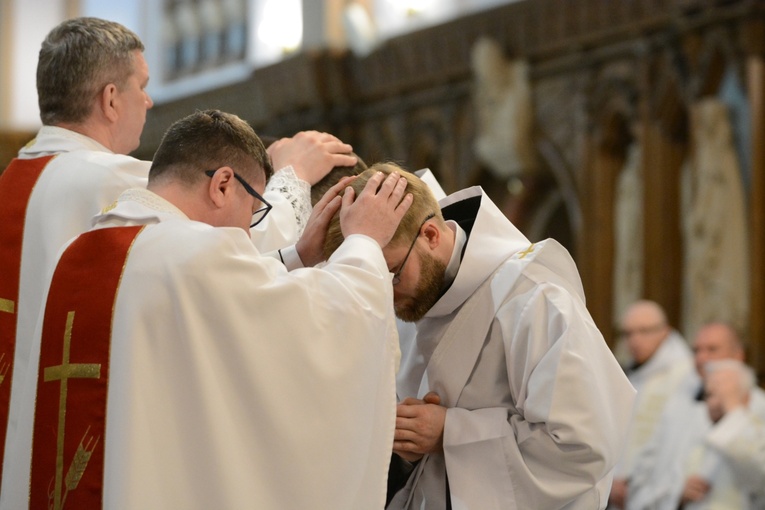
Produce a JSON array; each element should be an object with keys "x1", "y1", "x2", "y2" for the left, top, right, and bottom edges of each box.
[{"x1": 393, "y1": 392, "x2": 446, "y2": 463}]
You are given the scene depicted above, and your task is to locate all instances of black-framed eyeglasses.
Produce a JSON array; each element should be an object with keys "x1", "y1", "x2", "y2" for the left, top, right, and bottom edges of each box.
[
  {"x1": 392, "y1": 213, "x2": 435, "y2": 285},
  {"x1": 205, "y1": 169, "x2": 272, "y2": 228}
]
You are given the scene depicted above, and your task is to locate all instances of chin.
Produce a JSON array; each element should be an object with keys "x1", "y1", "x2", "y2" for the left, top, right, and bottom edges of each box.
[
  {"x1": 394, "y1": 298, "x2": 433, "y2": 323},
  {"x1": 395, "y1": 307, "x2": 424, "y2": 323}
]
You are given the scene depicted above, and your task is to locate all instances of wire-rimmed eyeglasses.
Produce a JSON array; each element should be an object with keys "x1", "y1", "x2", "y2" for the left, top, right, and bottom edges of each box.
[
  {"x1": 392, "y1": 213, "x2": 436, "y2": 285},
  {"x1": 205, "y1": 169, "x2": 272, "y2": 228}
]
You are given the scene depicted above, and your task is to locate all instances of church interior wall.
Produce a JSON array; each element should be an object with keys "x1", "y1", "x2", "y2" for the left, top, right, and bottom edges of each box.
[{"x1": 3, "y1": 0, "x2": 765, "y2": 383}]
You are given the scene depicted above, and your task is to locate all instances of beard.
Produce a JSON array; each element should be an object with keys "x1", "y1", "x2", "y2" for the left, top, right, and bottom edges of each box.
[{"x1": 395, "y1": 250, "x2": 447, "y2": 323}]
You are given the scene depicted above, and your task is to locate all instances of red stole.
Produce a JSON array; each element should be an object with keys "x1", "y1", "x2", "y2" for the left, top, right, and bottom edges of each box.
[
  {"x1": 30, "y1": 226, "x2": 143, "y2": 510},
  {"x1": 0, "y1": 155, "x2": 56, "y2": 481}
]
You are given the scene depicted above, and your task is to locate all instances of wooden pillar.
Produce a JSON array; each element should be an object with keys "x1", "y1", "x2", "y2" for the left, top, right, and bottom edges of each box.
[
  {"x1": 634, "y1": 47, "x2": 686, "y2": 329},
  {"x1": 745, "y1": 20, "x2": 765, "y2": 383},
  {"x1": 579, "y1": 113, "x2": 627, "y2": 348},
  {"x1": 640, "y1": 115, "x2": 685, "y2": 329}
]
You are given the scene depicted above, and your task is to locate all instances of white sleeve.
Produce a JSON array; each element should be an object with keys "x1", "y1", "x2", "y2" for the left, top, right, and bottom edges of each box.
[
  {"x1": 442, "y1": 281, "x2": 635, "y2": 508},
  {"x1": 705, "y1": 406, "x2": 765, "y2": 492},
  {"x1": 249, "y1": 165, "x2": 311, "y2": 252}
]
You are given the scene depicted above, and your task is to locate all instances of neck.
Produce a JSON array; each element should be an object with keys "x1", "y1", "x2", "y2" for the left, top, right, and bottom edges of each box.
[
  {"x1": 55, "y1": 120, "x2": 119, "y2": 153},
  {"x1": 147, "y1": 182, "x2": 203, "y2": 222}
]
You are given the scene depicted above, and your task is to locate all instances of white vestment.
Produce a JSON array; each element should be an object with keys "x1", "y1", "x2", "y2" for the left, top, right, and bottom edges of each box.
[
  {"x1": 1, "y1": 127, "x2": 151, "y2": 497},
  {"x1": 1, "y1": 187, "x2": 399, "y2": 509},
  {"x1": 0, "y1": 126, "x2": 313, "y2": 498},
  {"x1": 628, "y1": 385, "x2": 765, "y2": 510},
  {"x1": 388, "y1": 187, "x2": 636, "y2": 510},
  {"x1": 614, "y1": 332, "x2": 698, "y2": 482}
]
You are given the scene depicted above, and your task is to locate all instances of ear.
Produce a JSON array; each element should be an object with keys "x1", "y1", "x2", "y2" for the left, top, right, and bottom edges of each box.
[
  {"x1": 421, "y1": 221, "x2": 441, "y2": 250},
  {"x1": 100, "y1": 83, "x2": 120, "y2": 123},
  {"x1": 207, "y1": 167, "x2": 236, "y2": 208}
]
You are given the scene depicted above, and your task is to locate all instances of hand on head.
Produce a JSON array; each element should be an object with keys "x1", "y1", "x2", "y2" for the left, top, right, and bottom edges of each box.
[
  {"x1": 267, "y1": 131, "x2": 357, "y2": 185},
  {"x1": 295, "y1": 176, "x2": 356, "y2": 266},
  {"x1": 339, "y1": 171, "x2": 413, "y2": 248}
]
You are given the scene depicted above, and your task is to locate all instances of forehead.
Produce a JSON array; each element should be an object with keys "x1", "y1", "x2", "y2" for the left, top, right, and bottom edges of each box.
[
  {"x1": 622, "y1": 305, "x2": 661, "y2": 326},
  {"x1": 694, "y1": 326, "x2": 733, "y2": 350},
  {"x1": 130, "y1": 51, "x2": 149, "y2": 80}
]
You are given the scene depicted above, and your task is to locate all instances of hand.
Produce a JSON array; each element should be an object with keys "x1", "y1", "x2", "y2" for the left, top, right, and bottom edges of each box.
[
  {"x1": 295, "y1": 176, "x2": 354, "y2": 266},
  {"x1": 267, "y1": 131, "x2": 357, "y2": 185},
  {"x1": 339, "y1": 171, "x2": 412, "y2": 247},
  {"x1": 681, "y1": 475, "x2": 710, "y2": 503},
  {"x1": 393, "y1": 392, "x2": 445, "y2": 462},
  {"x1": 607, "y1": 478, "x2": 627, "y2": 508},
  {"x1": 705, "y1": 366, "x2": 749, "y2": 421}
]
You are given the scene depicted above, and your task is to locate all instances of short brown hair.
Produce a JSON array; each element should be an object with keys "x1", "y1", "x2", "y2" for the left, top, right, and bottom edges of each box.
[
  {"x1": 311, "y1": 153, "x2": 368, "y2": 206},
  {"x1": 149, "y1": 110, "x2": 273, "y2": 187}
]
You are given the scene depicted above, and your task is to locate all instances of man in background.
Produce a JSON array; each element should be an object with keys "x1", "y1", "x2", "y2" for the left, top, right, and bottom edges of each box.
[
  {"x1": 627, "y1": 322, "x2": 765, "y2": 509},
  {"x1": 608, "y1": 299, "x2": 698, "y2": 508}
]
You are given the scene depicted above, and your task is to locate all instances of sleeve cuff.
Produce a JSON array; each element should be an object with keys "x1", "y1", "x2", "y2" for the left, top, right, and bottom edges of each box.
[{"x1": 277, "y1": 245, "x2": 304, "y2": 270}]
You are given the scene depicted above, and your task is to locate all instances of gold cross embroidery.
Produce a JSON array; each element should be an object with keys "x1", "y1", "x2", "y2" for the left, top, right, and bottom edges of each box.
[
  {"x1": 0, "y1": 353, "x2": 8, "y2": 387},
  {"x1": 517, "y1": 244, "x2": 535, "y2": 259},
  {"x1": 0, "y1": 298, "x2": 14, "y2": 314},
  {"x1": 0, "y1": 298, "x2": 14, "y2": 386},
  {"x1": 43, "y1": 311, "x2": 101, "y2": 510}
]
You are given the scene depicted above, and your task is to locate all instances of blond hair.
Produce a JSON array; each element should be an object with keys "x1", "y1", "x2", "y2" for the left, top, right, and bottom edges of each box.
[{"x1": 323, "y1": 162, "x2": 442, "y2": 259}]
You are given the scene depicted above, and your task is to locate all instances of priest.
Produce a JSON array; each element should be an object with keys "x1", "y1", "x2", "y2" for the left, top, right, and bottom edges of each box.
[{"x1": 0, "y1": 109, "x2": 411, "y2": 509}]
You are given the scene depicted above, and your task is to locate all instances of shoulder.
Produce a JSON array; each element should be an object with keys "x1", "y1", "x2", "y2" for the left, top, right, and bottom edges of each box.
[
  {"x1": 48, "y1": 150, "x2": 149, "y2": 181},
  {"x1": 60, "y1": 150, "x2": 150, "y2": 173},
  {"x1": 146, "y1": 220, "x2": 256, "y2": 255},
  {"x1": 42, "y1": 151, "x2": 149, "y2": 193},
  {"x1": 131, "y1": 221, "x2": 284, "y2": 283},
  {"x1": 751, "y1": 387, "x2": 765, "y2": 416},
  {"x1": 492, "y1": 240, "x2": 586, "y2": 308}
]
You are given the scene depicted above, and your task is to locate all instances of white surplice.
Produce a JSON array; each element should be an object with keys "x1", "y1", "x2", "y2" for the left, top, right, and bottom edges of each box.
[
  {"x1": 1, "y1": 187, "x2": 399, "y2": 509},
  {"x1": 628, "y1": 385, "x2": 765, "y2": 510},
  {"x1": 388, "y1": 187, "x2": 636, "y2": 510},
  {"x1": 614, "y1": 331, "x2": 699, "y2": 485},
  {"x1": 251, "y1": 165, "x2": 312, "y2": 251}
]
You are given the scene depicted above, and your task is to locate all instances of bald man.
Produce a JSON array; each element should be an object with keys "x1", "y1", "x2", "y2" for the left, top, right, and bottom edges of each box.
[
  {"x1": 608, "y1": 300, "x2": 698, "y2": 509},
  {"x1": 627, "y1": 323, "x2": 765, "y2": 509}
]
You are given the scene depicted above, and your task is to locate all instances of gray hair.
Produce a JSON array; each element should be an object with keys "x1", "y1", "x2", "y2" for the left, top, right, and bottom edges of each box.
[
  {"x1": 37, "y1": 17, "x2": 144, "y2": 125},
  {"x1": 705, "y1": 359, "x2": 756, "y2": 392}
]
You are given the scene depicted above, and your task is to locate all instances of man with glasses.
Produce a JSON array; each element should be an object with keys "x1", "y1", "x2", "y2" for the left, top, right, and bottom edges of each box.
[
  {"x1": 607, "y1": 299, "x2": 697, "y2": 509},
  {"x1": 1, "y1": 109, "x2": 413, "y2": 509},
  {"x1": 323, "y1": 163, "x2": 636, "y2": 509},
  {"x1": 205, "y1": 168, "x2": 273, "y2": 227}
]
